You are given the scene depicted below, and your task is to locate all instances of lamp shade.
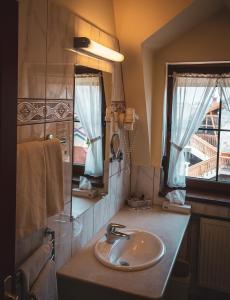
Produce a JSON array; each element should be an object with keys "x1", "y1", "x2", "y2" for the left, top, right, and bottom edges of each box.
[{"x1": 71, "y1": 37, "x2": 124, "y2": 62}]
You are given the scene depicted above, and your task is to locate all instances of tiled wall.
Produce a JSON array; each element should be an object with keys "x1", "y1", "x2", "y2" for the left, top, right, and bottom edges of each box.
[
  {"x1": 131, "y1": 165, "x2": 155, "y2": 201},
  {"x1": 16, "y1": 0, "x2": 74, "y2": 267},
  {"x1": 16, "y1": 0, "x2": 129, "y2": 270},
  {"x1": 71, "y1": 157, "x2": 130, "y2": 256}
]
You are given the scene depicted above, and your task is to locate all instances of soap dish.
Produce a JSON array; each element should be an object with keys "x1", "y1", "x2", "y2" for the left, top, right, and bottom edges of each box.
[{"x1": 127, "y1": 197, "x2": 151, "y2": 209}]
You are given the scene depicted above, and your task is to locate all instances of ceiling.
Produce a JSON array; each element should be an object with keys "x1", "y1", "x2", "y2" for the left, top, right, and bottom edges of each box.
[{"x1": 143, "y1": 0, "x2": 230, "y2": 50}]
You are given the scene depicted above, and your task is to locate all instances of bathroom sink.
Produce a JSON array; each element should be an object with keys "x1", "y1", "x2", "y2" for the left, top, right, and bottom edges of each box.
[{"x1": 94, "y1": 229, "x2": 165, "y2": 271}]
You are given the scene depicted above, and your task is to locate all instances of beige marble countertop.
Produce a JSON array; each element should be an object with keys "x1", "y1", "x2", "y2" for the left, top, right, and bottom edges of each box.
[{"x1": 58, "y1": 206, "x2": 190, "y2": 299}]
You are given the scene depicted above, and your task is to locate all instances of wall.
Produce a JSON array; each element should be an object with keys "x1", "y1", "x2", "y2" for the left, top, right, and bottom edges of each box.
[
  {"x1": 152, "y1": 10, "x2": 230, "y2": 205},
  {"x1": 111, "y1": 0, "x2": 193, "y2": 201},
  {"x1": 113, "y1": 0, "x2": 193, "y2": 166},
  {"x1": 53, "y1": 0, "x2": 116, "y2": 36},
  {"x1": 153, "y1": 10, "x2": 230, "y2": 167},
  {"x1": 16, "y1": 0, "x2": 129, "y2": 270},
  {"x1": 16, "y1": 0, "x2": 75, "y2": 268}
]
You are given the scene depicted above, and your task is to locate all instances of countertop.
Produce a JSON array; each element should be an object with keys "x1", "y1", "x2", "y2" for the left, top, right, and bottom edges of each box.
[{"x1": 58, "y1": 206, "x2": 190, "y2": 299}]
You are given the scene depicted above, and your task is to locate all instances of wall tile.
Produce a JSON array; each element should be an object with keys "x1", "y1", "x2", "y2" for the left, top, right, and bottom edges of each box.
[
  {"x1": 46, "y1": 1, "x2": 75, "y2": 100},
  {"x1": 153, "y1": 167, "x2": 162, "y2": 205},
  {"x1": 119, "y1": 129, "x2": 130, "y2": 171},
  {"x1": 17, "y1": 99, "x2": 46, "y2": 125},
  {"x1": 122, "y1": 168, "x2": 131, "y2": 202},
  {"x1": 72, "y1": 196, "x2": 97, "y2": 218},
  {"x1": 71, "y1": 206, "x2": 94, "y2": 254},
  {"x1": 93, "y1": 196, "x2": 110, "y2": 234},
  {"x1": 47, "y1": 213, "x2": 72, "y2": 270},
  {"x1": 15, "y1": 228, "x2": 44, "y2": 267},
  {"x1": 45, "y1": 100, "x2": 73, "y2": 123},
  {"x1": 17, "y1": 123, "x2": 45, "y2": 144},
  {"x1": 18, "y1": 0, "x2": 47, "y2": 98},
  {"x1": 116, "y1": 170, "x2": 127, "y2": 210},
  {"x1": 131, "y1": 165, "x2": 154, "y2": 201},
  {"x1": 108, "y1": 173, "x2": 118, "y2": 215},
  {"x1": 64, "y1": 201, "x2": 71, "y2": 216},
  {"x1": 46, "y1": 65, "x2": 74, "y2": 100},
  {"x1": 109, "y1": 160, "x2": 120, "y2": 177}
]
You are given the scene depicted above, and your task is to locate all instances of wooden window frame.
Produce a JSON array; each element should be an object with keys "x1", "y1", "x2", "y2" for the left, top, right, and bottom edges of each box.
[
  {"x1": 163, "y1": 63, "x2": 230, "y2": 197},
  {"x1": 72, "y1": 66, "x2": 106, "y2": 188}
]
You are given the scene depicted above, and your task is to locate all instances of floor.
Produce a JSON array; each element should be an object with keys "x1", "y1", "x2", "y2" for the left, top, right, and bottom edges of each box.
[{"x1": 189, "y1": 287, "x2": 230, "y2": 300}]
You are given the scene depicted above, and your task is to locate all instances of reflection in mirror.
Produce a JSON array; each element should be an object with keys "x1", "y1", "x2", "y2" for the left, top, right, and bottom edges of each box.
[
  {"x1": 110, "y1": 133, "x2": 123, "y2": 162},
  {"x1": 111, "y1": 133, "x2": 120, "y2": 157},
  {"x1": 72, "y1": 65, "x2": 112, "y2": 217}
]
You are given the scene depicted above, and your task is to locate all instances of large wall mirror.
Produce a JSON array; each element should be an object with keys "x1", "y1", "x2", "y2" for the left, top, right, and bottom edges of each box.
[{"x1": 71, "y1": 65, "x2": 112, "y2": 217}]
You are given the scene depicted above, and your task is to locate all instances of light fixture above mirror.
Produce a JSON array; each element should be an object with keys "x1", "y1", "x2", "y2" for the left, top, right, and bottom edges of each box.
[{"x1": 67, "y1": 37, "x2": 124, "y2": 62}]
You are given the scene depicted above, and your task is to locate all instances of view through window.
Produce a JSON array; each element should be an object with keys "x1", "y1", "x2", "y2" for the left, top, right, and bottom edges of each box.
[
  {"x1": 73, "y1": 115, "x2": 88, "y2": 165},
  {"x1": 185, "y1": 88, "x2": 230, "y2": 182}
]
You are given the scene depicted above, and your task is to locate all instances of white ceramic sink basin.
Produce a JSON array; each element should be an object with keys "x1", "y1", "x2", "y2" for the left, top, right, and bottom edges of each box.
[{"x1": 94, "y1": 229, "x2": 165, "y2": 271}]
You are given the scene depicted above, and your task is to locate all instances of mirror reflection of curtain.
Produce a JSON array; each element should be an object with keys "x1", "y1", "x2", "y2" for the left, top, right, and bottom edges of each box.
[
  {"x1": 75, "y1": 76, "x2": 103, "y2": 177},
  {"x1": 168, "y1": 74, "x2": 217, "y2": 187}
]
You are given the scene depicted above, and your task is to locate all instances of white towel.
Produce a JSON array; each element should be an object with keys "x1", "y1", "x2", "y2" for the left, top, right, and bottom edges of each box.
[
  {"x1": 19, "y1": 243, "x2": 52, "y2": 294},
  {"x1": 30, "y1": 260, "x2": 58, "y2": 300},
  {"x1": 43, "y1": 138, "x2": 64, "y2": 217},
  {"x1": 16, "y1": 141, "x2": 47, "y2": 239},
  {"x1": 165, "y1": 189, "x2": 186, "y2": 205}
]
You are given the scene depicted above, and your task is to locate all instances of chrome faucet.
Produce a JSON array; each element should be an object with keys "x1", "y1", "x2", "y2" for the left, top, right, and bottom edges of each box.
[{"x1": 106, "y1": 223, "x2": 130, "y2": 244}]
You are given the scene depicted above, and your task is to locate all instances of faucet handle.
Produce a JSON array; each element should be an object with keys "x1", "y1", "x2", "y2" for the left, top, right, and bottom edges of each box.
[{"x1": 107, "y1": 223, "x2": 126, "y2": 234}]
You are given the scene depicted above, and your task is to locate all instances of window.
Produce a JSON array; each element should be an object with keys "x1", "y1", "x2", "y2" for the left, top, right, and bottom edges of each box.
[
  {"x1": 163, "y1": 64, "x2": 230, "y2": 196},
  {"x1": 73, "y1": 66, "x2": 105, "y2": 187}
]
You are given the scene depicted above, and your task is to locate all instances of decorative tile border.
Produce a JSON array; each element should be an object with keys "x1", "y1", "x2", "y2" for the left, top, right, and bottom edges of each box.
[
  {"x1": 17, "y1": 99, "x2": 45, "y2": 124},
  {"x1": 17, "y1": 99, "x2": 73, "y2": 125},
  {"x1": 45, "y1": 100, "x2": 73, "y2": 122}
]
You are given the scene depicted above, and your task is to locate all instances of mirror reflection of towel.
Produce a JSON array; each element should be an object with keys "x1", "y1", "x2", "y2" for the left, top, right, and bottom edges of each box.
[
  {"x1": 19, "y1": 242, "x2": 52, "y2": 298},
  {"x1": 16, "y1": 138, "x2": 64, "y2": 240},
  {"x1": 16, "y1": 141, "x2": 47, "y2": 240},
  {"x1": 43, "y1": 138, "x2": 64, "y2": 217}
]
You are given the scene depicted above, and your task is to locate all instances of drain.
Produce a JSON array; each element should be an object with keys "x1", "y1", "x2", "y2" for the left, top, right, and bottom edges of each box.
[{"x1": 119, "y1": 260, "x2": 130, "y2": 266}]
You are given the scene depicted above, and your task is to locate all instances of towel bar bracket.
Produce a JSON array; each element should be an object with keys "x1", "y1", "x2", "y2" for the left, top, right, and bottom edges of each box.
[
  {"x1": 3, "y1": 275, "x2": 19, "y2": 300},
  {"x1": 46, "y1": 134, "x2": 66, "y2": 144}
]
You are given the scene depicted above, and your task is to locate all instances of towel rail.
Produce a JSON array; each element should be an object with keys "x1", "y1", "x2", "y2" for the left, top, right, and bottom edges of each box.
[
  {"x1": 13, "y1": 228, "x2": 55, "y2": 300},
  {"x1": 46, "y1": 134, "x2": 66, "y2": 144}
]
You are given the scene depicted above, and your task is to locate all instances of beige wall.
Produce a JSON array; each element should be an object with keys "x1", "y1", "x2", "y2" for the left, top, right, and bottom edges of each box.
[
  {"x1": 152, "y1": 10, "x2": 230, "y2": 167},
  {"x1": 113, "y1": 0, "x2": 192, "y2": 165},
  {"x1": 53, "y1": 0, "x2": 194, "y2": 166},
  {"x1": 53, "y1": 0, "x2": 116, "y2": 35}
]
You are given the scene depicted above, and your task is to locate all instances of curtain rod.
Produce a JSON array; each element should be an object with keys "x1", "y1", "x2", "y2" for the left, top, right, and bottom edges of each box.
[
  {"x1": 75, "y1": 73, "x2": 102, "y2": 78},
  {"x1": 168, "y1": 73, "x2": 230, "y2": 78}
]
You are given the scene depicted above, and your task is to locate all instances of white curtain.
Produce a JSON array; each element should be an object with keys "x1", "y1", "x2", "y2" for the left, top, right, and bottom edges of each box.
[
  {"x1": 168, "y1": 74, "x2": 217, "y2": 187},
  {"x1": 219, "y1": 76, "x2": 230, "y2": 111},
  {"x1": 75, "y1": 76, "x2": 103, "y2": 177}
]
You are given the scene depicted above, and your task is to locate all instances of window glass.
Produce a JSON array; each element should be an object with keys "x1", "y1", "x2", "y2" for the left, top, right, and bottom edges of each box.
[
  {"x1": 220, "y1": 96, "x2": 230, "y2": 130},
  {"x1": 184, "y1": 88, "x2": 230, "y2": 182},
  {"x1": 218, "y1": 131, "x2": 230, "y2": 182}
]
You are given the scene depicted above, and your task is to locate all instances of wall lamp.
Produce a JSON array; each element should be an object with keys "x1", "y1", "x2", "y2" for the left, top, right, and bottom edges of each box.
[{"x1": 67, "y1": 37, "x2": 124, "y2": 62}]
